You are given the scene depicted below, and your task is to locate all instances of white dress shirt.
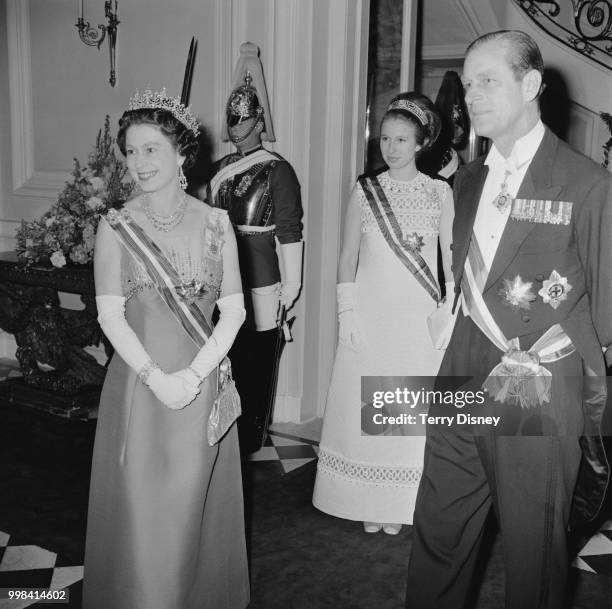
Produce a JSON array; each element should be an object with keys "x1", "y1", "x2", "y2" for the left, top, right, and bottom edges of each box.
[{"x1": 472, "y1": 120, "x2": 546, "y2": 271}]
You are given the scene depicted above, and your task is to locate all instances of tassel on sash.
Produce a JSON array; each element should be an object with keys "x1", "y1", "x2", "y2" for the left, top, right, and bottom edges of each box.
[
  {"x1": 359, "y1": 176, "x2": 441, "y2": 303},
  {"x1": 462, "y1": 231, "x2": 575, "y2": 408}
]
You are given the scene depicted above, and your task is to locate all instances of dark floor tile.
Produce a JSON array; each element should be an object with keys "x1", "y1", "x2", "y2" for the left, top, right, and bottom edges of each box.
[
  {"x1": 274, "y1": 444, "x2": 318, "y2": 460},
  {"x1": 0, "y1": 568, "x2": 54, "y2": 588},
  {"x1": 581, "y1": 555, "x2": 612, "y2": 577}
]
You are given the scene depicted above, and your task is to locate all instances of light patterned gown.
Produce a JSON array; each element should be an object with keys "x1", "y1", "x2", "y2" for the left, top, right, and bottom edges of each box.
[
  {"x1": 83, "y1": 208, "x2": 249, "y2": 609},
  {"x1": 313, "y1": 171, "x2": 452, "y2": 524}
]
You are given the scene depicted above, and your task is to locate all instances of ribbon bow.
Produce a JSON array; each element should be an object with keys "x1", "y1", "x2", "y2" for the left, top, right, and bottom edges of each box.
[{"x1": 482, "y1": 348, "x2": 552, "y2": 409}]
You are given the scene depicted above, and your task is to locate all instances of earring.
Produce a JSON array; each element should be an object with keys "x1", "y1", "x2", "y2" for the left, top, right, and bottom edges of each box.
[{"x1": 178, "y1": 165, "x2": 188, "y2": 191}]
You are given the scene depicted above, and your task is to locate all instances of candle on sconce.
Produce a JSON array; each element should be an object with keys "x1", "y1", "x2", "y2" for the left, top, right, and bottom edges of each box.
[{"x1": 75, "y1": 0, "x2": 119, "y2": 86}]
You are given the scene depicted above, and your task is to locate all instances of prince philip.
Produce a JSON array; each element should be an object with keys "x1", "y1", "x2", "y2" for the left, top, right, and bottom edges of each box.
[{"x1": 405, "y1": 31, "x2": 611, "y2": 608}]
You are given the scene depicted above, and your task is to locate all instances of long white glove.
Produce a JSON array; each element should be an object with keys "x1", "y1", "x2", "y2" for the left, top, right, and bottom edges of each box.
[
  {"x1": 427, "y1": 282, "x2": 457, "y2": 350},
  {"x1": 96, "y1": 295, "x2": 199, "y2": 409},
  {"x1": 179, "y1": 292, "x2": 246, "y2": 384},
  {"x1": 337, "y1": 282, "x2": 361, "y2": 350},
  {"x1": 279, "y1": 241, "x2": 303, "y2": 309}
]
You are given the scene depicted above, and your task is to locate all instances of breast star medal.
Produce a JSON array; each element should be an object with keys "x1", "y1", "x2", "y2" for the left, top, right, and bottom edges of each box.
[
  {"x1": 499, "y1": 275, "x2": 536, "y2": 310},
  {"x1": 538, "y1": 270, "x2": 572, "y2": 309},
  {"x1": 405, "y1": 232, "x2": 425, "y2": 254}
]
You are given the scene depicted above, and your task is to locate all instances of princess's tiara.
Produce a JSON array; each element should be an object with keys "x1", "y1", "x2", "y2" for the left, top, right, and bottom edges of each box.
[
  {"x1": 387, "y1": 99, "x2": 428, "y2": 126},
  {"x1": 128, "y1": 88, "x2": 200, "y2": 136}
]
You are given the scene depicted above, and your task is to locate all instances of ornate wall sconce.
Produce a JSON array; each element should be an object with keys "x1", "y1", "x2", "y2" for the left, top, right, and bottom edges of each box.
[{"x1": 75, "y1": 1, "x2": 119, "y2": 86}]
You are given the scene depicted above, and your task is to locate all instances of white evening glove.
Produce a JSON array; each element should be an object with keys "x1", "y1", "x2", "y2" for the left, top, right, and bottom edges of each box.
[
  {"x1": 147, "y1": 369, "x2": 200, "y2": 411},
  {"x1": 96, "y1": 295, "x2": 199, "y2": 409},
  {"x1": 337, "y1": 283, "x2": 362, "y2": 350},
  {"x1": 179, "y1": 292, "x2": 246, "y2": 383},
  {"x1": 279, "y1": 241, "x2": 303, "y2": 310},
  {"x1": 426, "y1": 282, "x2": 457, "y2": 350}
]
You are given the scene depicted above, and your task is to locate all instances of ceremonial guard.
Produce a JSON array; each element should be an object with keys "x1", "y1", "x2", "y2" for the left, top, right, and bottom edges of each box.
[{"x1": 205, "y1": 42, "x2": 304, "y2": 452}]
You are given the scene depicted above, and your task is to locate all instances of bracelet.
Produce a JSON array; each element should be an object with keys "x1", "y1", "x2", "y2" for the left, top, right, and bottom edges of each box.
[
  {"x1": 187, "y1": 365, "x2": 205, "y2": 384},
  {"x1": 138, "y1": 359, "x2": 160, "y2": 385}
]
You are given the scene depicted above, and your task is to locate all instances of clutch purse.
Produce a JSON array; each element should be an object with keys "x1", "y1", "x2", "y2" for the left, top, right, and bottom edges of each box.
[
  {"x1": 207, "y1": 357, "x2": 242, "y2": 446},
  {"x1": 427, "y1": 298, "x2": 456, "y2": 350}
]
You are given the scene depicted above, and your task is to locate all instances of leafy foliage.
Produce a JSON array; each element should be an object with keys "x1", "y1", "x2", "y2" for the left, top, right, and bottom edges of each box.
[{"x1": 15, "y1": 116, "x2": 133, "y2": 267}]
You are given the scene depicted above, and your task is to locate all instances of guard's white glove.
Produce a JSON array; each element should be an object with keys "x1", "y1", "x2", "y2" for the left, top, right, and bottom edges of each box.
[
  {"x1": 96, "y1": 295, "x2": 199, "y2": 409},
  {"x1": 337, "y1": 283, "x2": 361, "y2": 350},
  {"x1": 178, "y1": 292, "x2": 246, "y2": 383},
  {"x1": 279, "y1": 281, "x2": 301, "y2": 309},
  {"x1": 279, "y1": 241, "x2": 303, "y2": 310}
]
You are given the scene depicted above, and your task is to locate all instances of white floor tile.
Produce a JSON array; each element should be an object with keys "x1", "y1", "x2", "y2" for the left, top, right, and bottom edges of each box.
[
  {"x1": 577, "y1": 532, "x2": 612, "y2": 557},
  {"x1": 0, "y1": 545, "x2": 56, "y2": 571},
  {"x1": 0, "y1": 597, "x2": 36, "y2": 609},
  {"x1": 282, "y1": 458, "x2": 317, "y2": 473},
  {"x1": 50, "y1": 565, "x2": 84, "y2": 590},
  {"x1": 269, "y1": 435, "x2": 305, "y2": 447}
]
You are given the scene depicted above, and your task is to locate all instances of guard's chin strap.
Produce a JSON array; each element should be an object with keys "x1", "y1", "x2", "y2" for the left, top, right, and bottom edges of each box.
[{"x1": 229, "y1": 116, "x2": 263, "y2": 146}]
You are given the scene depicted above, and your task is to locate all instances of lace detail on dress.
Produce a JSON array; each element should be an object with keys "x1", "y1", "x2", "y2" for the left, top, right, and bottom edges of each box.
[
  {"x1": 118, "y1": 208, "x2": 226, "y2": 303},
  {"x1": 360, "y1": 171, "x2": 449, "y2": 237},
  {"x1": 122, "y1": 255, "x2": 154, "y2": 300},
  {"x1": 317, "y1": 448, "x2": 422, "y2": 487}
]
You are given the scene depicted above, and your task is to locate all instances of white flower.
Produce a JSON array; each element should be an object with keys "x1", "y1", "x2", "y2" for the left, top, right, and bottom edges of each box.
[
  {"x1": 89, "y1": 176, "x2": 105, "y2": 191},
  {"x1": 70, "y1": 245, "x2": 89, "y2": 265},
  {"x1": 50, "y1": 251, "x2": 66, "y2": 268},
  {"x1": 86, "y1": 196, "x2": 104, "y2": 210},
  {"x1": 45, "y1": 217, "x2": 56, "y2": 227}
]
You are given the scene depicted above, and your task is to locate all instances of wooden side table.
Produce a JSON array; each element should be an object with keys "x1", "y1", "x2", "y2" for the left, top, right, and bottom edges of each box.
[{"x1": 0, "y1": 252, "x2": 108, "y2": 419}]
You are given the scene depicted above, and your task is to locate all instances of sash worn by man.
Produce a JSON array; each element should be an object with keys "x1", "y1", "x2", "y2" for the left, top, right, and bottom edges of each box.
[
  {"x1": 205, "y1": 42, "x2": 304, "y2": 453},
  {"x1": 405, "y1": 30, "x2": 611, "y2": 609}
]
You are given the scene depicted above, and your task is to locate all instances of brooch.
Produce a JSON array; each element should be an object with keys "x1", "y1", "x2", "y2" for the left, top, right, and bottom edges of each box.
[
  {"x1": 105, "y1": 208, "x2": 131, "y2": 225},
  {"x1": 234, "y1": 174, "x2": 253, "y2": 197},
  {"x1": 538, "y1": 270, "x2": 572, "y2": 309},
  {"x1": 499, "y1": 275, "x2": 536, "y2": 310},
  {"x1": 405, "y1": 232, "x2": 425, "y2": 254},
  {"x1": 511, "y1": 199, "x2": 572, "y2": 225}
]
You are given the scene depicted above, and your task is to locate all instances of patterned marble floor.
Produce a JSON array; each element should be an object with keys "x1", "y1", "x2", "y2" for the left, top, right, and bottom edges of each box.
[{"x1": 1, "y1": 359, "x2": 611, "y2": 607}]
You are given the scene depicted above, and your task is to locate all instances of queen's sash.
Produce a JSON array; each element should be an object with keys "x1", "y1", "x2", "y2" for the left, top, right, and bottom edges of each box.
[
  {"x1": 209, "y1": 149, "x2": 277, "y2": 202},
  {"x1": 105, "y1": 208, "x2": 221, "y2": 349},
  {"x1": 358, "y1": 175, "x2": 441, "y2": 303}
]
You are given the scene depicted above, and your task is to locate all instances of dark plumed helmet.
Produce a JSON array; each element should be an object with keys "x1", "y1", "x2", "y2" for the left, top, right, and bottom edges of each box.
[
  {"x1": 226, "y1": 72, "x2": 264, "y2": 127},
  {"x1": 222, "y1": 42, "x2": 275, "y2": 142}
]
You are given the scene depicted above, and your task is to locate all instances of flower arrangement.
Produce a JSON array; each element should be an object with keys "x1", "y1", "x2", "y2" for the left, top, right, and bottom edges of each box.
[{"x1": 15, "y1": 116, "x2": 133, "y2": 267}]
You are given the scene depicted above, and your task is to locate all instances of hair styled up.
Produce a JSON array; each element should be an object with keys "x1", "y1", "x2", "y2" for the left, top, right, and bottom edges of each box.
[
  {"x1": 382, "y1": 92, "x2": 442, "y2": 153},
  {"x1": 117, "y1": 108, "x2": 199, "y2": 168}
]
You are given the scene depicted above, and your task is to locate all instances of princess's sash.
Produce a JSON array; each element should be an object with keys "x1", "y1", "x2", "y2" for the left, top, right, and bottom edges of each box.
[{"x1": 358, "y1": 175, "x2": 441, "y2": 303}]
